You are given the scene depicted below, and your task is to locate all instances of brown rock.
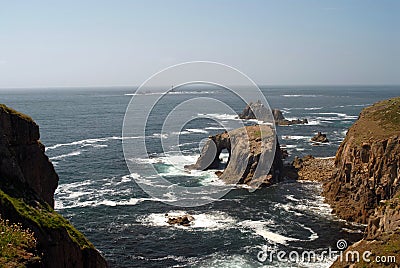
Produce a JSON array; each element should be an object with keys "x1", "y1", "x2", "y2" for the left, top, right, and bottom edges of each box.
[
  {"x1": 323, "y1": 97, "x2": 400, "y2": 224},
  {"x1": 186, "y1": 125, "x2": 283, "y2": 188},
  {"x1": 311, "y1": 132, "x2": 329, "y2": 143},
  {"x1": 167, "y1": 214, "x2": 195, "y2": 227}
]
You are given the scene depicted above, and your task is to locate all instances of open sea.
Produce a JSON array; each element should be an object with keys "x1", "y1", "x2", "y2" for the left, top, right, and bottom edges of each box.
[{"x1": 1, "y1": 86, "x2": 399, "y2": 267}]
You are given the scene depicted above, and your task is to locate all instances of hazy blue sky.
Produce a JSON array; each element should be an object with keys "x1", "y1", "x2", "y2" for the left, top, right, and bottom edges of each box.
[{"x1": 0, "y1": 0, "x2": 399, "y2": 88}]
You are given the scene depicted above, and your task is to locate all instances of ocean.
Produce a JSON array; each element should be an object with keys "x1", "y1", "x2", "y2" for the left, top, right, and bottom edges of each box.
[{"x1": 1, "y1": 86, "x2": 399, "y2": 267}]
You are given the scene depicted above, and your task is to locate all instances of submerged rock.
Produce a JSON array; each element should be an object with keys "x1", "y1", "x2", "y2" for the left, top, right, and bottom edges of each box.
[{"x1": 186, "y1": 125, "x2": 283, "y2": 188}]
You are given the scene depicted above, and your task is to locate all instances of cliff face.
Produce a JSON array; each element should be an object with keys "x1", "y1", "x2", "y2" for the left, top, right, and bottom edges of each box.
[
  {"x1": 0, "y1": 104, "x2": 108, "y2": 267},
  {"x1": 323, "y1": 97, "x2": 400, "y2": 223},
  {"x1": 0, "y1": 104, "x2": 58, "y2": 207},
  {"x1": 324, "y1": 98, "x2": 400, "y2": 267},
  {"x1": 186, "y1": 125, "x2": 283, "y2": 188}
]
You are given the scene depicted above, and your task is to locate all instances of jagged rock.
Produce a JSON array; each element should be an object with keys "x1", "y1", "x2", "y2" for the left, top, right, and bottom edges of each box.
[
  {"x1": 311, "y1": 132, "x2": 329, "y2": 143},
  {"x1": 0, "y1": 104, "x2": 108, "y2": 268},
  {"x1": 186, "y1": 125, "x2": 283, "y2": 188},
  {"x1": 239, "y1": 101, "x2": 308, "y2": 126},
  {"x1": 288, "y1": 155, "x2": 334, "y2": 182},
  {"x1": 323, "y1": 97, "x2": 400, "y2": 224},
  {"x1": 166, "y1": 214, "x2": 194, "y2": 227}
]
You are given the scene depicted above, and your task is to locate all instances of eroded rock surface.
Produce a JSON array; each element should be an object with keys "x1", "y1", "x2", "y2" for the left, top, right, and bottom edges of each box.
[
  {"x1": 187, "y1": 125, "x2": 283, "y2": 188},
  {"x1": 323, "y1": 97, "x2": 400, "y2": 224},
  {"x1": 239, "y1": 101, "x2": 308, "y2": 126}
]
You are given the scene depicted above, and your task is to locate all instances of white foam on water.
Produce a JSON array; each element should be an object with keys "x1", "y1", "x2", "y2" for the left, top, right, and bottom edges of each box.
[
  {"x1": 185, "y1": 128, "x2": 209, "y2": 134},
  {"x1": 281, "y1": 144, "x2": 297, "y2": 149},
  {"x1": 306, "y1": 119, "x2": 321, "y2": 125},
  {"x1": 282, "y1": 94, "x2": 319, "y2": 97},
  {"x1": 50, "y1": 150, "x2": 82, "y2": 160},
  {"x1": 281, "y1": 135, "x2": 312, "y2": 141},
  {"x1": 54, "y1": 173, "x2": 144, "y2": 209},
  {"x1": 152, "y1": 133, "x2": 168, "y2": 139},
  {"x1": 204, "y1": 126, "x2": 226, "y2": 130},
  {"x1": 45, "y1": 136, "x2": 140, "y2": 151},
  {"x1": 304, "y1": 107, "x2": 323, "y2": 110},
  {"x1": 125, "y1": 91, "x2": 217, "y2": 96},
  {"x1": 239, "y1": 220, "x2": 298, "y2": 245},
  {"x1": 299, "y1": 224, "x2": 319, "y2": 241},
  {"x1": 199, "y1": 113, "x2": 239, "y2": 121},
  {"x1": 285, "y1": 194, "x2": 300, "y2": 202},
  {"x1": 138, "y1": 211, "x2": 237, "y2": 231}
]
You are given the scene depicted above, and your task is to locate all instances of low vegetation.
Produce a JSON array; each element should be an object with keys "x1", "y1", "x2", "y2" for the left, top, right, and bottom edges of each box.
[
  {"x1": 0, "y1": 104, "x2": 34, "y2": 123},
  {"x1": 0, "y1": 216, "x2": 40, "y2": 267},
  {"x1": 346, "y1": 97, "x2": 400, "y2": 145},
  {"x1": 0, "y1": 189, "x2": 94, "y2": 250}
]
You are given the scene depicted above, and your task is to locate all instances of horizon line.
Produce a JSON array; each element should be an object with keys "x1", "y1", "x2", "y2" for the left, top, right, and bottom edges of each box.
[{"x1": 0, "y1": 84, "x2": 399, "y2": 90}]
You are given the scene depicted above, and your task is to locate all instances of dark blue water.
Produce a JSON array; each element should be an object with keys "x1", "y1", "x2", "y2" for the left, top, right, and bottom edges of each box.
[{"x1": 1, "y1": 86, "x2": 399, "y2": 267}]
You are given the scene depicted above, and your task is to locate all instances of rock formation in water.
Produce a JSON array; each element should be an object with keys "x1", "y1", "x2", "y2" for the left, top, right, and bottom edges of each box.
[
  {"x1": 239, "y1": 101, "x2": 308, "y2": 126},
  {"x1": 310, "y1": 131, "x2": 329, "y2": 143},
  {"x1": 0, "y1": 104, "x2": 108, "y2": 267},
  {"x1": 323, "y1": 97, "x2": 400, "y2": 268},
  {"x1": 186, "y1": 125, "x2": 283, "y2": 188}
]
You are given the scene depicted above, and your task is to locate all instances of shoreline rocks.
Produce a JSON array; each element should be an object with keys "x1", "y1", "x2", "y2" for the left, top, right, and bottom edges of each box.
[{"x1": 289, "y1": 155, "x2": 334, "y2": 182}]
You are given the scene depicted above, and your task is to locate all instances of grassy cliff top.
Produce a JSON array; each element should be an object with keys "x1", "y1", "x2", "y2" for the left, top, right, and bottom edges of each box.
[
  {"x1": 0, "y1": 189, "x2": 94, "y2": 251},
  {"x1": 0, "y1": 104, "x2": 34, "y2": 123},
  {"x1": 347, "y1": 97, "x2": 400, "y2": 145}
]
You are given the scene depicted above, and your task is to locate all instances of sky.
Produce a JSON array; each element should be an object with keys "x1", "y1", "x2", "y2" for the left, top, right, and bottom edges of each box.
[{"x1": 0, "y1": 0, "x2": 399, "y2": 88}]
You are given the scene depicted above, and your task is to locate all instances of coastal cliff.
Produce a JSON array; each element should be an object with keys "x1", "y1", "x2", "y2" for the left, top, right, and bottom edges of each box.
[
  {"x1": 187, "y1": 125, "x2": 283, "y2": 188},
  {"x1": 321, "y1": 98, "x2": 400, "y2": 267},
  {"x1": 323, "y1": 97, "x2": 400, "y2": 223},
  {"x1": 0, "y1": 104, "x2": 108, "y2": 267}
]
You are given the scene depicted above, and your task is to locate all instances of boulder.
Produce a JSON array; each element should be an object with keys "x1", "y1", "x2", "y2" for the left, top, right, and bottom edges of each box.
[
  {"x1": 310, "y1": 132, "x2": 329, "y2": 143},
  {"x1": 166, "y1": 214, "x2": 194, "y2": 227}
]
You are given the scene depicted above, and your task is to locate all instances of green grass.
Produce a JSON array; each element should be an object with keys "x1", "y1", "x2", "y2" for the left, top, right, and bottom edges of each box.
[
  {"x1": 346, "y1": 96, "x2": 400, "y2": 146},
  {"x1": 0, "y1": 104, "x2": 34, "y2": 123},
  {"x1": 0, "y1": 216, "x2": 39, "y2": 267},
  {"x1": 0, "y1": 189, "x2": 94, "y2": 250}
]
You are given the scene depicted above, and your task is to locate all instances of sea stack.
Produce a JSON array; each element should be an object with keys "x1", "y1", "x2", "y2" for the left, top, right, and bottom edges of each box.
[{"x1": 186, "y1": 125, "x2": 283, "y2": 188}]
